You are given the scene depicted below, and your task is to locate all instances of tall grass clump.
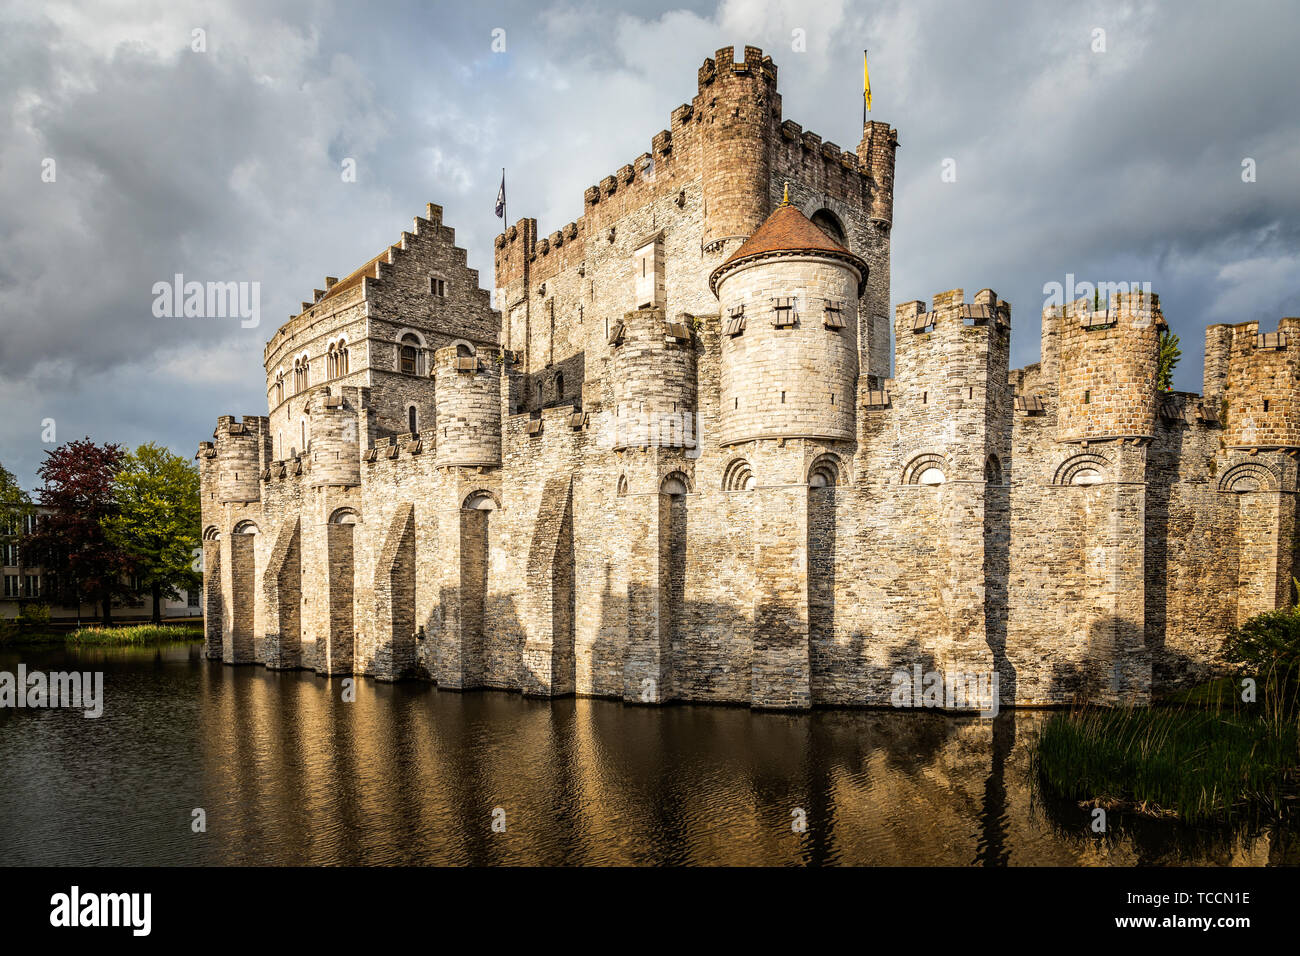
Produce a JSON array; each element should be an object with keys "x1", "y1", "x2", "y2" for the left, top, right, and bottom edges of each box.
[
  {"x1": 66, "y1": 624, "x2": 203, "y2": 646},
  {"x1": 1035, "y1": 602, "x2": 1300, "y2": 823}
]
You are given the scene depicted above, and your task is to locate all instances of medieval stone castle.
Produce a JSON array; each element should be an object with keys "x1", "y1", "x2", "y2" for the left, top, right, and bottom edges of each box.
[{"x1": 198, "y1": 46, "x2": 1300, "y2": 709}]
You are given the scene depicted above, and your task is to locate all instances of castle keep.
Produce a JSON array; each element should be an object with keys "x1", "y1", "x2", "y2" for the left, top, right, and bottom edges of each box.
[{"x1": 198, "y1": 46, "x2": 1300, "y2": 709}]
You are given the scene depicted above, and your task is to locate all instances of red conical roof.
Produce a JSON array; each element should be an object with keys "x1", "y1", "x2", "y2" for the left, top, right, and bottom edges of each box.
[{"x1": 709, "y1": 202, "x2": 868, "y2": 296}]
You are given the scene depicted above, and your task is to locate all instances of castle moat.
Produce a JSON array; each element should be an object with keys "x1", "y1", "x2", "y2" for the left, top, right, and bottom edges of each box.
[{"x1": 1, "y1": 641, "x2": 1294, "y2": 866}]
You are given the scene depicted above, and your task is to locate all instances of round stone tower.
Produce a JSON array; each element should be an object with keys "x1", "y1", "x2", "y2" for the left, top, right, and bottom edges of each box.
[
  {"x1": 697, "y1": 45, "x2": 776, "y2": 256},
  {"x1": 1223, "y1": 315, "x2": 1300, "y2": 449},
  {"x1": 213, "y1": 415, "x2": 267, "y2": 503},
  {"x1": 710, "y1": 200, "x2": 866, "y2": 446},
  {"x1": 1056, "y1": 290, "x2": 1165, "y2": 442},
  {"x1": 434, "y1": 345, "x2": 502, "y2": 468},
  {"x1": 610, "y1": 307, "x2": 699, "y2": 450},
  {"x1": 309, "y1": 395, "x2": 361, "y2": 487}
]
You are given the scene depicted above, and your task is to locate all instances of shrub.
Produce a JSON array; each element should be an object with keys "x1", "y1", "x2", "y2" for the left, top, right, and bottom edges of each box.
[
  {"x1": 16, "y1": 602, "x2": 51, "y2": 630},
  {"x1": 1222, "y1": 602, "x2": 1300, "y2": 687}
]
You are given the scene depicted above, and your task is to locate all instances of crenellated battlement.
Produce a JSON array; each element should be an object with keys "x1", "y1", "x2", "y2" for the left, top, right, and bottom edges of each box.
[
  {"x1": 696, "y1": 45, "x2": 778, "y2": 92},
  {"x1": 201, "y1": 415, "x2": 271, "y2": 503},
  {"x1": 1052, "y1": 291, "x2": 1166, "y2": 442},
  {"x1": 1215, "y1": 317, "x2": 1300, "y2": 448},
  {"x1": 433, "y1": 345, "x2": 503, "y2": 467}
]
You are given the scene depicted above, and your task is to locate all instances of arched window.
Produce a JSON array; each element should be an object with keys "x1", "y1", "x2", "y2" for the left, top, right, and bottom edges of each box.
[
  {"x1": 273, "y1": 371, "x2": 283, "y2": 405},
  {"x1": 329, "y1": 508, "x2": 359, "y2": 525},
  {"x1": 556, "y1": 372, "x2": 564, "y2": 401},
  {"x1": 811, "y1": 209, "x2": 847, "y2": 246},
  {"x1": 400, "y1": 334, "x2": 420, "y2": 375},
  {"x1": 293, "y1": 356, "x2": 308, "y2": 393},
  {"x1": 617, "y1": 475, "x2": 629, "y2": 497},
  {"x1": 340, "y1": 343, "x2": 349, "y2": 375},
  {"x1": 808, "y1": 455, "x2": 841, "y2": 489},
  {"x1": 408, "y1": 405, "x2": 418, "y2": 435},
  {"x1": 661, "y1": 472, "x2": 689, "y2": 496},
  {"x1": 232, "y1": 520, "x2": 259, "y2": 535},
  {"x1": 723, "y1": 458, "x2": 756, "y2": 491},
  {"x1": 456, "y1": 342, "x2": 474, "y2": 358}
]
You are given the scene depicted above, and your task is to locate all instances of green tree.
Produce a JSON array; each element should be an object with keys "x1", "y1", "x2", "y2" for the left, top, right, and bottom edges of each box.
[
  {"x1": 104, "y1": 443, "x2": 202, "y2": 624},
  {"x1": 0, "y1": 461, "x2": 32, "y2": 536},
  {"x1": 1157, "y1": 329, "x2": 1182, "y2": 391}
]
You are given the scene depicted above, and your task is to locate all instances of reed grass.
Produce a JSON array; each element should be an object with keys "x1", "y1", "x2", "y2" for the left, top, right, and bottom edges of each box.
[
  {"x1": 1034, "y1": 670, "x2": 1299, "y2": 823},
  {"x1": 65, "y1": 623, "x2": 204, "y2": 646}
]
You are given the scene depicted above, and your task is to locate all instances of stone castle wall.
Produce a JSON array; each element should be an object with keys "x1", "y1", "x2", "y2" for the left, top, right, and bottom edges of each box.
[{"x1": 196, "y1": 46, "x2": 1300, "y2": 710}]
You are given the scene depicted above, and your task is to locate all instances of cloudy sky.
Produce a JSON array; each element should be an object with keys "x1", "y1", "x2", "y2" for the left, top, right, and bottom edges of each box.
[{"x1": 1, "y1": 0, "x2": 1297, "y2": 488}]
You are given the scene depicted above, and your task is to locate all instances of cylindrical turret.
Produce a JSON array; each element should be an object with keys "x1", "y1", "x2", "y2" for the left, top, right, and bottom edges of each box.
[
  {"x1": 1224, "y1": 317, "x2": 1300, "y2": 449},
  {"x1": 610, "y1": 307, "x2": 698, "y2": 450},
  {"x1": 857, "y1": 120, "x2": 898, "y2": 225},
  {"x1": 434, "y1": 346, "x2": 502, "y2": 467},
  {"x1": 213, "y1": 416, "x2": 267, "y2": 503},
  {"x1": 711, "y1": 203, "x2": 865, "y2": 446},
  {"x1": 1204, "y1": 324, "x2": 1233, "y2": 400},
  {"x1": 309, "y1": 395, "x2": 361, "y2": 487},
  {"x1": 698, "y1": 46, "x2": 775, "y2": 255},
  {"x1": 1056, "y1": 290, "x2": 1164, "y2": 442}
]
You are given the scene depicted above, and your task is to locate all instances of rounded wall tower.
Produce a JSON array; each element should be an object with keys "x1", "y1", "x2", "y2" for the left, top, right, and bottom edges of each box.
[
  {"x1": 710, "y1": 202, "x2": 865, "y2": 445},
  {"x1": 1224, "y1": 316, "x2": 1300, "y2": 449},
  {"x1": 610, "y1": 307, "x2": 699, "y2": 450},
  {"x1": 213, "y1": 416, "x2": 268, "y2": 503},
  {"x1": 434, "y1": 345, "x2": 502, "y2": 467},
  {"x1": 309, "y1": 395, "x2": 361, "y2": 487},
  {"x1": 698, "y1": 46, "x2": 776, "y2": 255},
  {"x1": 1056, "y1": 290, "x2": 1164, "y2": 442}
]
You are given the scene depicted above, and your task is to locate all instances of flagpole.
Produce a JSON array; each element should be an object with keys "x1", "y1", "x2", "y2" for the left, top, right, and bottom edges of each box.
[{"x1": 501, "y1": 167, "x2": 507, "y2": 235}]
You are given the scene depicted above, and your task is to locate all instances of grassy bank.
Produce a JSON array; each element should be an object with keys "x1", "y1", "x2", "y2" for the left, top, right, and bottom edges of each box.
[
  {"x1": 1034, "y1": 697, "x2": 1299, "y2": 823},
  {"x1": 1, "y1": 623, "x2": 204, "y2": 646},
  {"x1": 67, "y1": 624, "x2": 204, "y2": 645}
]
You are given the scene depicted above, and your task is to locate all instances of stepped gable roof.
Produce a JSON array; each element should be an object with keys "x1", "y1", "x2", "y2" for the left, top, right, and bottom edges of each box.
[{"x1": 708, "y1": 200, "x2": 868, "y2": 297}]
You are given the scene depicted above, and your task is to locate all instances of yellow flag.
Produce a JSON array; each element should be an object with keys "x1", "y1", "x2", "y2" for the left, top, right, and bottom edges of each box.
[{"x1": 863, "y1": 50, "x2": 871, "y2": 113}]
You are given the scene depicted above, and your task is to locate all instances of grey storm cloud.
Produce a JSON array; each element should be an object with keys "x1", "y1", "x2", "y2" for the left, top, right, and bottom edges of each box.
[{"x1": 1, "y1": 0, "x2": 1298, "y2": 488}]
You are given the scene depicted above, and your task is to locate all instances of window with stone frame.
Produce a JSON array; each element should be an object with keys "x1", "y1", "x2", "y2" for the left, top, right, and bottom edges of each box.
[
  {"x1": 430, "y1": 276, "x2": 446, "y2": 297},
  {"x1": 400, "y1": 334, "x2": 421, "y2": 375}
]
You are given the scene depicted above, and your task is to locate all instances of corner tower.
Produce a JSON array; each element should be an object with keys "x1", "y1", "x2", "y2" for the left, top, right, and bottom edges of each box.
[
  {"x1": 696, "y1": 46, "x2": 778, "y2": 257},
  {"x1": 710, "y1": 198, "x2": 866, "y2": 445}
]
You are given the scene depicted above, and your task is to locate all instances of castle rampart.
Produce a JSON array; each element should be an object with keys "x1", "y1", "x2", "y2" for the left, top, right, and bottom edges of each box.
[{"x1": 196, "y1": 45, "x2": 1296, "y2": 711}]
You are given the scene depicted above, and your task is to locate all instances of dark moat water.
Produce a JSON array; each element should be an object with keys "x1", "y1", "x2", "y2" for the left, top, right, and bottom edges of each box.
[{"x1": 0, "y1": 642, "x2": 1294, "y2": 866}]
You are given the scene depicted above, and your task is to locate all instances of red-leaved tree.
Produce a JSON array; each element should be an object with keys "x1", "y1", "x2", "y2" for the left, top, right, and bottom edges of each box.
[{"x1": 25, "y1": 438, "x2": 134, "y2": 624}]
